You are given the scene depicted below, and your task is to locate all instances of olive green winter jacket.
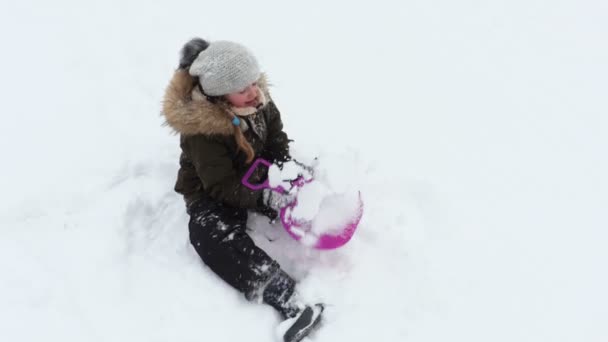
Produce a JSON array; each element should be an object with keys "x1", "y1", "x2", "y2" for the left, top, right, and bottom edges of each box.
[{"x1": 162, "y1": 70, "x2": 290, "y2": 209}]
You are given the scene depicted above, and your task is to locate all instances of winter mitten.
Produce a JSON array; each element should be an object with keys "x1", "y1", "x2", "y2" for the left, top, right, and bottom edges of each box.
[
  {"x1": 257, "y1": 205, "x2": 279, "y2": 221},
  {"x1": 263, "y1": 189, "x2": 297, "y2": 211}
]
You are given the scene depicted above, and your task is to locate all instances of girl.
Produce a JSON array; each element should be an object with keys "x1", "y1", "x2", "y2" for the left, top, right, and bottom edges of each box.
[{"x1": 162, "y1": 38, "x2": 323, "y2": 342}]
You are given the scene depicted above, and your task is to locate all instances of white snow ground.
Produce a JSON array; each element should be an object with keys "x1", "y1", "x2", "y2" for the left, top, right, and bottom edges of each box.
[{"x1": 1, "y1": 1, "x2": 607, "y2": 341}]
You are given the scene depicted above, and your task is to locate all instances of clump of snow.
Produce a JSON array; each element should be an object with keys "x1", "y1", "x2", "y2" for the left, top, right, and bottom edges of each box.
[
  {"x1": 290, "y1": 180, "x2": 329, "y2": 221},
  {"x1": 268, "y1": 161, "x2": 313, "y2": 191},
  {"x1": 311, "y1": 191, "x2": 361, "y2": 235},
  {"x1": 275, "y1": 315, "x2": 296, "y2": 340}
]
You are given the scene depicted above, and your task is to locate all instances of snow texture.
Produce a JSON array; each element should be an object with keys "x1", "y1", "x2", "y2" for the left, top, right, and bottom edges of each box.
[{"x1": 1, "y1": 1, "x2": 607, "y2": 342}]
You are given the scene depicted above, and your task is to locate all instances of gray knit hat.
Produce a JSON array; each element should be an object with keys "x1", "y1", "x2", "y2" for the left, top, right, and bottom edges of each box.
[{"x1": 188, "y1": 41, "x2": 261, "y2": 96}]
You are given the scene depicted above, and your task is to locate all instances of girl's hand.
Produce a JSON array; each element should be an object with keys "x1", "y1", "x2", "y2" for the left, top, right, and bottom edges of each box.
[{"x1": 263, "y1": 189, "x2": 297, "y2": 210}]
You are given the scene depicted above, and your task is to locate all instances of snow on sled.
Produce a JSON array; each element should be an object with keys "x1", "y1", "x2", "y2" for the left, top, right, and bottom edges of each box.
[{"x1": 242, "y1": 158, "x2": 364, "y2": 249}]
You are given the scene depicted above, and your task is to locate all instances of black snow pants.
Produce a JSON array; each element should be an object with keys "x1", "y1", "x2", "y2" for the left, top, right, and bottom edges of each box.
[{"x1": 187, "y1": 196, "x2": 300, "y2": 318}]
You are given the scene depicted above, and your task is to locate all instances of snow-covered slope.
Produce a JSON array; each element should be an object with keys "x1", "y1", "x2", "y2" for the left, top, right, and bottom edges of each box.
[{"x1": 1, "y1": 1, "x2": 607, "y2": 341}]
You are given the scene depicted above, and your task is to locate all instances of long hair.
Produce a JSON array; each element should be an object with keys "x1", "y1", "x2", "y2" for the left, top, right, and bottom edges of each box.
[{"x1": 232, "y1": 121, "x2": 255, "y2": 164}]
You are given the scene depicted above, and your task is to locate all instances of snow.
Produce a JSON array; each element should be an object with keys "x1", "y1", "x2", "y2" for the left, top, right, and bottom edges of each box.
[
  {"x1": 1, "y1": 0, "x2": 608, "y2": 342},
  {"x1": 268, "y1": 160, "x2": 313, "y2": 190},
  {"x1": 290, "y1": 181, "x2": 328, "y2": 222},
  {"x1": 310, "y1": 192, "x2": 361, "y2": 236}
]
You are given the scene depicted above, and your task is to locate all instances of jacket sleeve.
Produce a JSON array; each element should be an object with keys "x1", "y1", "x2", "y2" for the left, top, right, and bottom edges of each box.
[
  {"x1": 261, "y1": 101, "x2": 291, "y2": 164},
  {"x1": 186, "y1": 135, "x2": 264, "y2": 209}
]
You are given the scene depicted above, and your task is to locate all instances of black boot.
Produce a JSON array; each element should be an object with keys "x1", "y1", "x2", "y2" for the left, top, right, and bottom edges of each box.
[
  {"x1": 282, "y1": 304, "x2": 324, "y2": 342},
  {"x1": 261, "y1": 269, "x2": 325, "y2": 341}
]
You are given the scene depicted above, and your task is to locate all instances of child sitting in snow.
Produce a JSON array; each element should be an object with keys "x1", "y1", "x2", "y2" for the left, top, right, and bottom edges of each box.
[{"x1": 162, "y1": 38, "x2": 323, "y2": 342}]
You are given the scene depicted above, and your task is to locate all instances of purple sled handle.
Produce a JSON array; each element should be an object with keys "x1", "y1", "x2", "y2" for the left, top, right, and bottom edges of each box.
[{"x1": 241, "y1": 158, "x2": 272, "y2": 191}]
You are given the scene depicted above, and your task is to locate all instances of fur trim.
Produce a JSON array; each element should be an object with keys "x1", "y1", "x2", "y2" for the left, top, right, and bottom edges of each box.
[{"x1": 162, "y1": 70, "x2": 271, "y2": 136}]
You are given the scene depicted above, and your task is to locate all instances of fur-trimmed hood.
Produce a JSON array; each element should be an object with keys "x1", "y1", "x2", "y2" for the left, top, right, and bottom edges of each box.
[{"x1": 162, "y1": 70, "x2": 271, "y2": 136}]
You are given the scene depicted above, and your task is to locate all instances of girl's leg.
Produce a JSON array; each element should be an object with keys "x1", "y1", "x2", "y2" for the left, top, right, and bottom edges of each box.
[{"x1": 187, "y1": 197, "x2": 298, "y2": 317}]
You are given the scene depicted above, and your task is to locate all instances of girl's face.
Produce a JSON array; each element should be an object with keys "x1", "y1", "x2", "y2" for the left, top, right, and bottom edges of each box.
[{"x1": 225, "y1": 82, "x2": 260, "y2": 108}]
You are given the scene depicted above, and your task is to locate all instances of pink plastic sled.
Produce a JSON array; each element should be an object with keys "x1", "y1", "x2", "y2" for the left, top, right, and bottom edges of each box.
[{"x1": 242, "y1": 158, "x2": 363, "y2": 250}]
